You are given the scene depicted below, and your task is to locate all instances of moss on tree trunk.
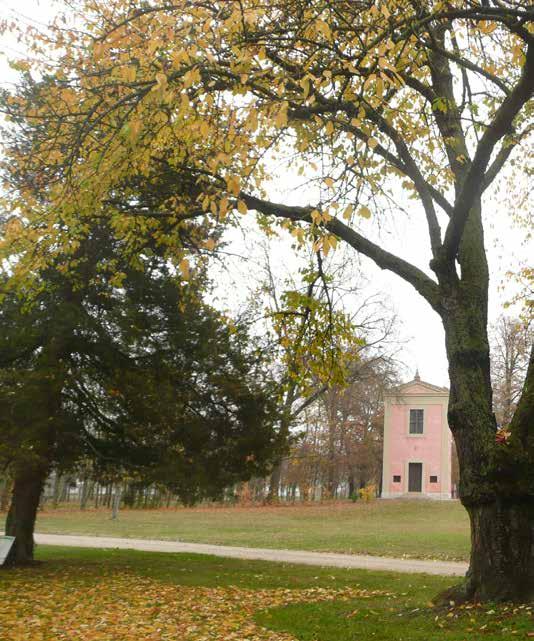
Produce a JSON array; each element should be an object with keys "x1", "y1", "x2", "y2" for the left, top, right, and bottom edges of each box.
[{"x1": 442, "y1": 294, "x2": 534, "y2": 601}]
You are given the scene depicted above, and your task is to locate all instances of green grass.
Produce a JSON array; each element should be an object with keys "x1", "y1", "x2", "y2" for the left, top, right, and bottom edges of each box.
[
  {"x1": 257, "y1": 595, "x2": 534, "y2": 640},
  {"x1": 31, "y1": 545, "x2": 449, "y2": 591},
  {"x1": 34, "y1": 499, "x2": 470, "y2": 561},
  {"x1": 1, "y1": 547, "x2": 532, "y2": 641}
]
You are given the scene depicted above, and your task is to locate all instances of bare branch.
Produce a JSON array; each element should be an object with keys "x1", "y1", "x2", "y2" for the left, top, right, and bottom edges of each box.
[{"x1": 482, "y1": 125, "x2": 534, "y2": 191}]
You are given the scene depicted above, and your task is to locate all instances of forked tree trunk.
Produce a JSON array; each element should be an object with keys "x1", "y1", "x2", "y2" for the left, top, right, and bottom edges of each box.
[{"x1": 4, "y1": 466, "x2": 47, "y2": 565}]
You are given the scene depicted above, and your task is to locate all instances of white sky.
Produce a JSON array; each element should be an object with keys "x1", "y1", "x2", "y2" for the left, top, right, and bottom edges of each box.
[{"x1": 1, "y1": 0, "x2": 531, "y2": 389}]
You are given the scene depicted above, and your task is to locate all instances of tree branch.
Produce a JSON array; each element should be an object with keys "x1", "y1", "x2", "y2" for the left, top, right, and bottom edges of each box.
[
  {"x1": 482, "y1": 125, "x2": 533, "y2": 192},
  {"x1": 443, "y1": 43, "x2": 534, "y2": 259},
  {"x1": 510, "y1": 343, "x2": 534, "y2": 448},
  {"x1": 240, "y1": 193, "x2": 440, "y2": 309}
]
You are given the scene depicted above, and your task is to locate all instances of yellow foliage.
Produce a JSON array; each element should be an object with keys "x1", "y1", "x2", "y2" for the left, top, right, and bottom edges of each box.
[
  {"x1": 358, "y1": 484, "x2": 377, "y2": 503},
  {"x1": 179, "y1": 258, "x2": 190, "y2": 279},
  {"x1": 0, "y1": 0, "x2": 530, "y2": 298}
]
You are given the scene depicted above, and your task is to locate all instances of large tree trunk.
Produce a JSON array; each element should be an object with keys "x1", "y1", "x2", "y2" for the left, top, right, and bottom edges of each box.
[
  {"x1": 441, "y1": 286, "x2": 534, "y2": 601},
  {"x1": 465, "y1": 500, "x2": 534, "y2": 602},
  {"x1": 4, "y1": 466, "x2": 47, "y2": 565}
]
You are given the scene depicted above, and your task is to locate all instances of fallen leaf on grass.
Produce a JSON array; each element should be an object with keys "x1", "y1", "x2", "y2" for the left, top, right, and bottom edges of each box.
[{"x1": 0, "y1": 566, "x2": 389, "y2": 641}]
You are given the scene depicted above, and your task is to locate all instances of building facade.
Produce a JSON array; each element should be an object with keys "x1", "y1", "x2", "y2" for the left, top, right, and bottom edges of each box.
[{"x1": 381, "y1": 373, "x2": 453, "y2": 499}]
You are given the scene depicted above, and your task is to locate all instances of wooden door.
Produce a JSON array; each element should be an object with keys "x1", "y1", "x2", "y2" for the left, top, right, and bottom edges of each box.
[{"x1": 408, "y1": 463, "x2": 423, "y2": 492}]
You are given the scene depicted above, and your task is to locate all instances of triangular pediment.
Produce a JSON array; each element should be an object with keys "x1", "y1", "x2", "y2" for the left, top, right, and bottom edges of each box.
[{"x1": 386, "y1": 378, "x2": 449, "y2": 397}]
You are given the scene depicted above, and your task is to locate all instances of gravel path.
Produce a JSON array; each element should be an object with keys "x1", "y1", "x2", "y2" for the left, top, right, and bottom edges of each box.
[{"x1": 35, "y1": 533, "x2": 467, "y2": 577}]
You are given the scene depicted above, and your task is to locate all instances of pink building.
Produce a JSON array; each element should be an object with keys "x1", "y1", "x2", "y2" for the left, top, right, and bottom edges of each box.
[{"x1": 381, "y1": 372, "x2": 453, "y2": 499}]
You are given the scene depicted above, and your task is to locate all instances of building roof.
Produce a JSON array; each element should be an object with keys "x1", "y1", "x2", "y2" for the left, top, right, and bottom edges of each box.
[{"x1": 384, "y1": 372, "x2": 449, "y2": 397}]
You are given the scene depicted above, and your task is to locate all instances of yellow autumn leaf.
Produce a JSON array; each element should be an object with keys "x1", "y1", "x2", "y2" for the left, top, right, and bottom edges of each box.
[
  {"x1": 359, "y1": 206, "x2": 372, "y2": 219},
  {"x1": 315, "y1": 19, "x2": 332, "y2": 39},
  {"x1": 343, "y1": 204, "x2": 354, "y2": 220},
  {"x1": 128, "y1": 119, "x2": 142, "y2": 142},
  {"x1": 0, "y1": 559, "x2": 389, "y2": 641},
  {"x1": 152, "y1": 72, "x2": 168, "y2": 92},
  {"x1": 274, "y1": 102, "x2": 288, "y2": 128},
  {"x1": 246, "y1": 108, "x2": 259, "y2": 132},
  {"x1": 310, "y1": 209, "x2": 322, "y2": 223},
  {"x1": 179, "y1": 258, "x2": 190, "y2": 279},
  {"x1": 226, "y1": 176, "x2": 241, "y2": 196},
  {"x1": 300, "y1": 77, "x2": 311, "y2": 99},
  {"x1": 124, "y1": 65, "x2": 137, "y2": 83},
  {"x1": 202, "y1": 195, "x2": 211, "y2": 212},
  {"x1": 219, "y1": 196, "x2": 229, "y2": 216},
  {"x1": 237, "y1": 200, "x2": 248, "y2": 215}
]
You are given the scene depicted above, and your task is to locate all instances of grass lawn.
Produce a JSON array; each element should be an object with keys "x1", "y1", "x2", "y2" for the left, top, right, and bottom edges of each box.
[
  {"x1": 0, "y1": 546, "x2": 532, "y2": 640},
  {"x1": 34, "y1": 499, "x2": 470, "y2": 561}
]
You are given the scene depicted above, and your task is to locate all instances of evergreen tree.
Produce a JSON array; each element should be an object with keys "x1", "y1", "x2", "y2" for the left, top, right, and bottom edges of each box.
[{"x1": 0, "y1": 223, "x2": 282, "y2": 564}]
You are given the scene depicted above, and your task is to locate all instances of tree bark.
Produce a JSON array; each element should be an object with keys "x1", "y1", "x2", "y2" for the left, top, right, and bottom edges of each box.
[
  {"x1": 464, "y1": 500, "x2": 534, "y2": 602},
  {"x1": 80, "y1": 479, "x2": 93, "y2": 510},
  {"x1": 267, "y1": 461, "x2": 282, "y2": 503},
  {"x1": 0, "y1": 477, "x2": 12, "y2": 512},
  {"x1": 4, "y1": 466, "x2": 47, "y2": 565},
  {"x1": 111, "y1": 484, "x2": 122, "y2": 519},
  {"x1": 440, "y1": 276, "x2": 534, "y2": 600},
  {"x1": 348, "y1": 474, "x2": 355, "y2": 498}
]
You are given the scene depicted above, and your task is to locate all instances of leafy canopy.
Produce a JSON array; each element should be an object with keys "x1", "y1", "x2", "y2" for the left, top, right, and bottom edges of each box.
[{"x1": 2, "y1": 0, "x2": 532, "y2": 305}]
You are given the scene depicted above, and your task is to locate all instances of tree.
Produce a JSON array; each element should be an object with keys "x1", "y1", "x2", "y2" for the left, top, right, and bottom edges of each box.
[
  {"x1": 2, "y1": 0, "x2": 533, "y2": 601},
  {"x1": 490, "y1": 315, "x2": 533, "y2": 427},
  {"x1": 283, "y1": 355, "x2": 397, "y2": 500},
  {"x1": 250, "y1": 242, "x2": 397, "y2": 501},
  {"x1": 321, "y1": 357, "x2": 398, "y2": 497},
  {"x1": 0, "y1": 223, "x2": 283, "y2": 564},
  {"x1": 257, "y1": 250, "x2": 365, "y2": 501}
]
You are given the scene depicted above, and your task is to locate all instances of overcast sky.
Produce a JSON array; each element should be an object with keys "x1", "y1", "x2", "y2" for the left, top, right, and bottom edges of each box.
[{"x1": 1, "y1": 0, "x2": 530, "y2": 388}]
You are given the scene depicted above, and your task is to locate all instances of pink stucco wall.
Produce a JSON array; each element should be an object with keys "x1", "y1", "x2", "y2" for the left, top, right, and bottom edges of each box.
[{"x1": 388, "y1": 404, "x2": 444, "y2": 494}]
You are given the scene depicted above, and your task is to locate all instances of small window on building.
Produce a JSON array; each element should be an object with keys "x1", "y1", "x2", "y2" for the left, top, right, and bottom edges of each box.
[
  {"x1": 393, "y1": 475, "x2": 401, "y2": 483},
  {"x1": 409, "y1": 408, "x2": 424, "y2": 434},
  {"x1": 429, "y1": 475, "x2": 438, "y2": 483}
]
